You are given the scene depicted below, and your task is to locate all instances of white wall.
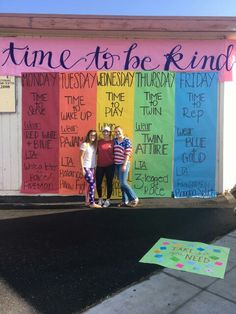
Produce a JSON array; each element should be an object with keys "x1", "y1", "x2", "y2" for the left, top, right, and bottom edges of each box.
[
  {"x1": 222, "y1": 81, "x2": 236, "y2": 192},
  {"x1": 0, "y1": 77, "x2": 22, "y2": 195}
]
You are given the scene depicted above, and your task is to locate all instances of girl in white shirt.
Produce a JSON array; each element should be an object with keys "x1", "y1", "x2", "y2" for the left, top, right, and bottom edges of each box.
[{"x1": 80, "y1": 130, "x2": 101, "y2": 208}]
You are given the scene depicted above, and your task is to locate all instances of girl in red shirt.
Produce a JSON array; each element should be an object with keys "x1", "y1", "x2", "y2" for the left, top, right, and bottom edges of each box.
[{"x1": 96, "y1": 126, "x2": 115, "y2": 208}]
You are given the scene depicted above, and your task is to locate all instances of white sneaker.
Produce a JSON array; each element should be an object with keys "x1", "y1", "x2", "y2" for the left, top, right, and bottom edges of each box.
[
  {"x1": 103, "y1": 199, "x2": 111, "y2": 208},
  {"x1": 98, "y1": 198, "x2": 103, "y2": 206}
]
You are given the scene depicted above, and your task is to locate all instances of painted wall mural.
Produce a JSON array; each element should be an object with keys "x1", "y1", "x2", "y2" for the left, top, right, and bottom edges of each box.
[
  {"x1": 21, "y1": 71, "x2": 218, "y2": 198},
  {"x1": 174, "y1": 72, "x2": 218, "y2": 198}
]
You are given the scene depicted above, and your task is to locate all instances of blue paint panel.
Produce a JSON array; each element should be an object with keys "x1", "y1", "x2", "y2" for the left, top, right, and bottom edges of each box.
[{"x1": 173, "y1": 72, "x2": 218, "y2": 198}]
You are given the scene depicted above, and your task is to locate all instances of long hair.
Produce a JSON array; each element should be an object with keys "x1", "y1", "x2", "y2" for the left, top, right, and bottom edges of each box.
[{"x1": 84, "y1": 129, "x2": 97, "y2": 145}]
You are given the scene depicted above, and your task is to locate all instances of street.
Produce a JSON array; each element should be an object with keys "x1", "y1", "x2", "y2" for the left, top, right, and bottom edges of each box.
[{"x1": 0, "y1": 203, "x2": 236, "y2": 313}]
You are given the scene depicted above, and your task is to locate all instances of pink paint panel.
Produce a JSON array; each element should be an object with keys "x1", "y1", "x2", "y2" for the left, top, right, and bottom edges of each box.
[
  {"x1": 0, "y1": 38, "x2": 235, "y2": 81},
  {"x1": 21, "y1": 72, "x2": 60, "y2": 194}
]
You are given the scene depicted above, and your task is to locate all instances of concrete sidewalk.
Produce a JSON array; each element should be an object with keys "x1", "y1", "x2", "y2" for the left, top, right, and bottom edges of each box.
[{"x1": 83, "y1": 229, "x2": 236, "y2": 314}]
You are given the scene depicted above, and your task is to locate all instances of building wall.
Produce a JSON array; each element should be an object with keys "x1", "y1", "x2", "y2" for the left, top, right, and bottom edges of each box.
[
  {"x1": 0, "y1": 15, "x2": 236, "y2": 197},
  {"x1": 0, "y1": 78, "x2": 22, "y2": 195},
  {"x1": 222, "y1": 81, "x2": 236, "y2": 192},
  {"x1": 0, "y1": 76, "x2": 228, "y2": 196}
]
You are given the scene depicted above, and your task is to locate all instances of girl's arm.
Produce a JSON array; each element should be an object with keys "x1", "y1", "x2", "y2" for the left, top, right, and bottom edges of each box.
[
  {"x1": 121, "y1": 138, "x2": 132, "y2": 172},
  {"x1": 121, "y1": 154, "x2": 130, "y2": 172},
  {"x1": 80, "y1": 150, "x2": 86, "y2": 176}
]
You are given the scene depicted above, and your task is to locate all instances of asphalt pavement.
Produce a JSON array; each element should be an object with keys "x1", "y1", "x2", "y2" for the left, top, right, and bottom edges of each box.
[
  {"x1": 0, "y1": 194, "x2": 236, "y2": 314},
  {"x1": 83, "y1": 229, "x2": 236, "y2": 314}
]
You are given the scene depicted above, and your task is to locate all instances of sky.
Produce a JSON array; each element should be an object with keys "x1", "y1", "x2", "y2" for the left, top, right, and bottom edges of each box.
[{"x1": 0, "y1": 0, "x2": 236, "y2": 16}]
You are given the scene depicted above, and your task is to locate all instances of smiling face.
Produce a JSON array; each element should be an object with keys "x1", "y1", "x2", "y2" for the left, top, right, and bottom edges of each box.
[
  {"x1": 89, "y1": 132, "x2": 97, "y2": 142},
  {"x1": 114, "y1": 127, "x2": 124, "y2": 139},
  {"x1": 102, "y1": 129, "x2": 111, "y2": 140},
  {"x1": 86, "y1": 130, "x2": 97, "y2": 144}
]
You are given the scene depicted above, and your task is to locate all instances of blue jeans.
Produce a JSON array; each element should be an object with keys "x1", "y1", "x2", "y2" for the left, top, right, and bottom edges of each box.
[{"x1": 115, "y1": 162, "x2": 138, "y2": 203}]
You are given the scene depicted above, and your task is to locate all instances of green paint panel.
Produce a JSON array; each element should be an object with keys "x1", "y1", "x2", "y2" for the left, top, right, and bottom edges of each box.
[{"x1": 132, "y1": 71, "x2": 175, "y2": 197}]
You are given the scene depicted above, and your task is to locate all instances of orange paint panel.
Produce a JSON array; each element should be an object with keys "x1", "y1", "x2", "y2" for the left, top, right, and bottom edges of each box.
[{"x1": 59, "y1": 72, "x2": 97, "y2": 195}]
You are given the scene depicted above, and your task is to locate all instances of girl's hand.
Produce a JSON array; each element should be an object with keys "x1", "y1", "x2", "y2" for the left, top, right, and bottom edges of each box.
[{"x1": 121, "y1": 164, "x2": 127, "y2": 172}]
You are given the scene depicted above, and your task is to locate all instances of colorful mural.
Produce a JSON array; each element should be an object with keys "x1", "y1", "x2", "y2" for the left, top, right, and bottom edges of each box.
[{"x1": 21, "y1": 71, "x2": 218, "y2": 198}]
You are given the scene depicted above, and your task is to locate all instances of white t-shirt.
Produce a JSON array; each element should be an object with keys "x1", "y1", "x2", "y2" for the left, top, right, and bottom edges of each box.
[{"x1": 80, "y1": 142, "x2": 97, "y2": 168}]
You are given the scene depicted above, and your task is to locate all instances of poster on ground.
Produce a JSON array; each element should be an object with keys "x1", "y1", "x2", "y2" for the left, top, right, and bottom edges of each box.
[{"x1": 140, "y1": 238, "x2": 230, "y2": 279}]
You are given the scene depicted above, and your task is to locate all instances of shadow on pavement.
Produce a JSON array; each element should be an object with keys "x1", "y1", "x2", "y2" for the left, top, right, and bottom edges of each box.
[{"x1": 0, "y1": 206, "x2": 236, "y2": 313}]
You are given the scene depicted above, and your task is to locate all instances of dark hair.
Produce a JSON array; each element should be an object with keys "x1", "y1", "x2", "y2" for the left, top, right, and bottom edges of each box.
[{"x1": 85, "y1": 129, "x2": 97, "y2": 144}]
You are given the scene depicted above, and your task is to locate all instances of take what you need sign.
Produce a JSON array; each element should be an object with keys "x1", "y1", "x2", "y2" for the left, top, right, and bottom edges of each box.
[
  {"x1": 0, "y1": 76, "x2": 15, "y2": 112},
  {"x1": 140, "y1": 238, "x2": 230, "y2": 279}
]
